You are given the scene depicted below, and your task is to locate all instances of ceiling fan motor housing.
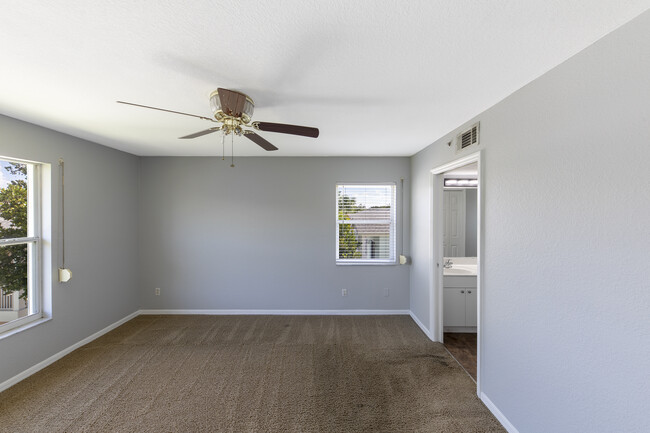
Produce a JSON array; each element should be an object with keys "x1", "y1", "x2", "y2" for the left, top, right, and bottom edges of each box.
[{"x1": 209, "y1": 89, "x2": 254, "y2": 124}]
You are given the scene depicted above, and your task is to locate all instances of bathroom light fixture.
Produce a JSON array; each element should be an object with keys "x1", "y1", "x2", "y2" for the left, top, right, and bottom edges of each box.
[{"x1": 444, "y1": 178, "x2": 478, "y2": 188}]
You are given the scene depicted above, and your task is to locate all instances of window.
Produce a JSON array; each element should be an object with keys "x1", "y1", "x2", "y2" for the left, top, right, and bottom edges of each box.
[
  {"x1": 336, "y1": 183, "x2": 396, "y2": 264},
  {"x1": 0, "y1": 158, "x2": 42, "y2": 333}
]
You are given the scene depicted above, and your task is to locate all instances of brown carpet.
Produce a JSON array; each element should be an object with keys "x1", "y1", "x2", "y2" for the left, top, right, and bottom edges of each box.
[{"x1": 0, "y1": 315, "x2": 504, "y2": 432}]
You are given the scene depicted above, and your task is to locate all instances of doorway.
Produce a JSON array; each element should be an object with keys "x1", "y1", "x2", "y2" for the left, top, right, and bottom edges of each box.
[{"x1": 430, "y1": 151, "x2": 482, "y2": 392}]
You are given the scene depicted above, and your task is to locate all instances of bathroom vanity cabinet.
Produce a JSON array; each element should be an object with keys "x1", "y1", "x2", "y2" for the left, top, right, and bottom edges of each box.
[{"x1": 443, "y1": 275, "x2": 477, "y2": 331}]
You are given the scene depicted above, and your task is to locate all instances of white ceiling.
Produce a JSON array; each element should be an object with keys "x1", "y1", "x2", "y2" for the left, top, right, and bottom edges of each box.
[{"x1": 1, "y1": 1, "x2": 648, "y2": 157}]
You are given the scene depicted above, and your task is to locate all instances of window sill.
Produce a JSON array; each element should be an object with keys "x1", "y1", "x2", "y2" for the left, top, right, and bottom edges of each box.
[
  {"x1": 336, "y1": 261, "x2": 398, "y2": 266},
  {"x1": 0, "y1": 316, "x2": 51, "y2": 341}
]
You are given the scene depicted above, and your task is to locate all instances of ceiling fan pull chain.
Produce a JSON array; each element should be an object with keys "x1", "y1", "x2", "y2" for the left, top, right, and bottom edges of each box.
[
  {"x1": 230, "y1": 132, "x2": 235, "y2": 167},
  {"x1": 221, "y1": 132, "x2": 225, "y2": 160}
]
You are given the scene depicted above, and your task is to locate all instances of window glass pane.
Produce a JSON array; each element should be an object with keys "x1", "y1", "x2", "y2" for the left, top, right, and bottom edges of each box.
[
  {"x1": 0, "y1": 244, "x2": 28, "y2": 326},
  {"x1": 0, "y1": 160, "x2": 29, "y2": 239},
  {"x1": 342, "y1": 224, "x2": 391, "y2": 259},
  {"x1": 337, "y1": 184, "x2": 395, "y2": 262}
]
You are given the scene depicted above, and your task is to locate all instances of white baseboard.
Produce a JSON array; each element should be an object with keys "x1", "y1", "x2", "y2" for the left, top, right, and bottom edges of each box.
[
  {"x1": 139, "y1": 309, "x2": 411, "y2": 316},
  {"x1": 409, "y1": 311, "x2": 435, "y2": 341},
  {"x1": 0, "y1": 310, "x2": 140, "y2": 394},
  {"x1": 481, "y1": 392, "x2": 519, "y2": 433}
]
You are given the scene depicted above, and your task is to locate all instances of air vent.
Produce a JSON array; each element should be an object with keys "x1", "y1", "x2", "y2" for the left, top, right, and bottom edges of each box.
[{"x1": 456, "y1": 122, "x2": 480, "y2": 152}]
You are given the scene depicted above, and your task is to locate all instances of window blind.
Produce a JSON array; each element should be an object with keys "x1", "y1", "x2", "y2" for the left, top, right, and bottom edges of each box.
[{"x1": 336, "y1": 184, "x2": 396, "y2": 263}]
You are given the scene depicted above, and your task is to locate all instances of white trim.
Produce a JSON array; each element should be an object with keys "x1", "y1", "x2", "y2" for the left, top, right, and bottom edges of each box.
[
  {"x1": 0, "y1": 310, "x2": 139, "y2": 393},
  {"x1": 0, "y1": 159, "x2": 44, "y2": 335},
  {"x1": 0, "y1": 312, "x2": 44, "y2": 336},
  {"x1": 28, "y1": 163, "x2": 42, "y2": 318},
  {"x1": 481, "y1": 392, "x2": 520, "y2": 433},
  {"x1": 139, "y1": 309, "x2": 411, "y2": 316},
  {"x1": 428, "y1": 172, "x2": 437, "y2": 341},
  {"x1": 431, "y1": 152, "x2": 481, "y2": 175},
  {"x1": 409, "y1": 311, "x2": 435, "y2": 341},
  {"x1": 430, "y1": 150, "x2": 483, "y2": 397},
  {"x1": 0, "y1": 316, "x2": 51, "y2": 341},
  {"x1": 0, "y1": 236, "x2": 39, "y2": 246},
  {"x1": 335, "y1": 261, "x2": 397, "y2": 266},
  {"x1": 0, "y1": 155, "x2": 44, "y2": 165}
]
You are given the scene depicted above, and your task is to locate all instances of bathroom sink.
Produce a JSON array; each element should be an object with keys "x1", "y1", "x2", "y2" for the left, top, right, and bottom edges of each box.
[{"x1": 443, "y1": 264, "x2": 477, "y2": 276}]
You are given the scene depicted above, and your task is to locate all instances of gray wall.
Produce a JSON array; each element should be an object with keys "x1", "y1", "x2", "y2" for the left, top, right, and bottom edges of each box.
[
  {"x1": 410, "y1": 10, "x2": 650, "y2": 433},
  {"x1": 139, "y1": 157, "x2": 410, "y2": 311},
  {"x1": 0, "y1": 115, "x2": 140, "y2": 385}
]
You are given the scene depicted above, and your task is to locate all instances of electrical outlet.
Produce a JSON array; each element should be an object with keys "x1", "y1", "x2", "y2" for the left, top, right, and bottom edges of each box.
[
  {"x1": 341, "y1": 289, "x2": 348, "y2": 297},
  {"x1": 384, "y1": 288, "x2": 390, "y2": 297},
  {"x1": 155, "y1": 287, "x2": 161, "y2": 296}
]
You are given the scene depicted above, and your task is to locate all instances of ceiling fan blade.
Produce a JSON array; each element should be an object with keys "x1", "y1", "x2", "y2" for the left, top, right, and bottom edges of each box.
[
  {"x1": 244, "y1": 132, "x2": 278, "y2": 151},
  {"x1": 179, "y1": 127, "x2": 221, "y2": 139},
  {"x1": 116, "y1": 101, "x2": 216, "y2": 122},
  {"x1": 253, "y1": 121, "x2": 319, "y2": 138},
  {"x1": 217, "y1": 88, "x2": 247, "y2": 117}
]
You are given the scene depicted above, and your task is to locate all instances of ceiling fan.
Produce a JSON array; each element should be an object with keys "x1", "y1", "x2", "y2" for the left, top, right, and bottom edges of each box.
[{"x1": 117, "y1": 88, "x2": 319, "y2": 152}]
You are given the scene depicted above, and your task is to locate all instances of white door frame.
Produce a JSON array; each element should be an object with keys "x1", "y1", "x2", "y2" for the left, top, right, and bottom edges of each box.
[{"x1": 429, "y1": 150, "x2": 483, "y2": 395}]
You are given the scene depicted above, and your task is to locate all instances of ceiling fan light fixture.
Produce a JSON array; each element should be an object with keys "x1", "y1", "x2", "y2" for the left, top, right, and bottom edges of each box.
[
  {"x1": 242, "y1": 98, "x2": 254, "y2": 122},
  {"x1": 209, "y1": 91, "x2": 220, "y2": 113}
]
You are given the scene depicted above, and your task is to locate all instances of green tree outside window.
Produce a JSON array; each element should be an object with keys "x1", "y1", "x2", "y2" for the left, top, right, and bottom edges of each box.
[
  {"x1": 337, "y1": 192, "x2": 362, "y2": 259},
  {"x1": 0, "y1": 163, "x2": 28, "y2": 300}
]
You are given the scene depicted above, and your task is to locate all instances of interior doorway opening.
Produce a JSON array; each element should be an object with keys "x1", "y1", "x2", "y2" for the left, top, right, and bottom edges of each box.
[
  {"x1": 442, "y1": 162, "x2": 478, "y2": 380},
  {"x1": 430, "y1": 151, "x2": 482, "y2": 393}
]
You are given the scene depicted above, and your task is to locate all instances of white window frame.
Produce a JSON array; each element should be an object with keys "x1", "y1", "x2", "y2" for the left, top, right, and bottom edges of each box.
[
  {"x1": 0, "y1": 157, "x2": 43, "y2": 334},
  {"x1": 336, "y1": 182, "x2": 397, "y2": 265}
]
